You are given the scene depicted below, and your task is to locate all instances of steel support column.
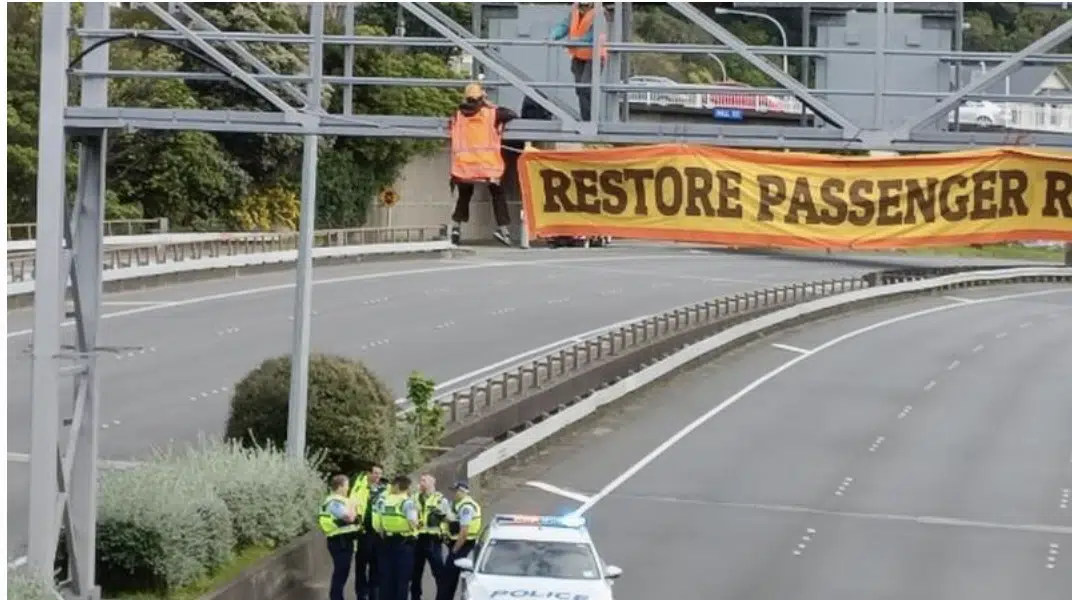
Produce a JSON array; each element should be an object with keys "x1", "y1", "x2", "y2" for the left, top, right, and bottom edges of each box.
[
  {"x1": 286, "y1": 3, "x2": 325, "y2": 460},
  {"x1": 27, "y1": 1, "x2": 71, "y2": 581},
  {"x1": 400, "y1": 2, "x2": 582, "y2": 130},
  {"x1": 343, "y1": 3, "x2": 355, "y2": 115},
  {"x1": 670, "y1": 2, "x2": 861, "y2": 137},
  {"x1": 872, "y1": 3, "x2": 889, "y2": 128},
  {"x1": 896, "y1": 15, "x2": 1072, "y2": 136}
]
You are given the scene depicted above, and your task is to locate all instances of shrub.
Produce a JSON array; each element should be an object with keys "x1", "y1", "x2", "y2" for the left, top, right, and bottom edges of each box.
[
  {"x1": 7, "y1": 568, "x2": 58, "y2": 600},
  {"x1": 225, "y1": 353, "x2": 402, "y2": 476},
  {"x1": 96, "y1": 462, "x2": 234, "y2": 594},
  {"x1": 153, "y1": 438, "x2": 325, "y2": 549},
  {"x1": 229, "y1": 184, "x2": 300, "y2": 232}
]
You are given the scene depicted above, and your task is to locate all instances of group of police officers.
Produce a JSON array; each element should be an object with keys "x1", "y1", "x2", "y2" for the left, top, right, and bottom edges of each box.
[{"x1": 319, "y1": 464, "x2": 484, "y2": 600}]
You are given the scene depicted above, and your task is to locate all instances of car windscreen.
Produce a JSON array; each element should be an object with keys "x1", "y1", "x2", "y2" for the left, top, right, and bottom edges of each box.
[{"x1": 478, "y1": 538, "x2": 601, "y2": 580}]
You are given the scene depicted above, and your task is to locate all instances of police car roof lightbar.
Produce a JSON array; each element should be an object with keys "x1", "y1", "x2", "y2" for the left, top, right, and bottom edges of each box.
[{"x1": 493, "y1": 514, "x2": 587, "y2": 528}]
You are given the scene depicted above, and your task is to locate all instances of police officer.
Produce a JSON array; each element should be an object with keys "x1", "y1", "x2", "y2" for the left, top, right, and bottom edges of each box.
[
  {"x1": 351, "y1": 463, "x2": 387, "y2": 600},
  {"x1": 412, "y1": 474, "x2": 451, "y2": 600},
  {"x1": 435, "y1": 481, "x2": 483, "y2": 600},
  {"x1": 319, "y1": 474, "x2": 360, "y2": 600},
  {"x1": 373, "y1": 474, "x2": 420, "y2": 600}
]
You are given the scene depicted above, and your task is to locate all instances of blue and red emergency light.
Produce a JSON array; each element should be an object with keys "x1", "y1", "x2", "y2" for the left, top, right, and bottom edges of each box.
[{"x1": 492, "y1": 514, "x2": 587, "y2": 528}]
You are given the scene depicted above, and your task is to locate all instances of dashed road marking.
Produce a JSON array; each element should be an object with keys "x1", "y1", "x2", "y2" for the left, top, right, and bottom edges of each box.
[
  {"x1": 1061, "y1": 489, "x2": 1070, "y2": 510},
  {"x1": 1047, "y1": 543, "x2": 1060, "y2": 569},
  {"x1": 598, "y1": 288, "x2": 624, "y2": 296},
  {"x1": 490, "y1": 307, "x2": 516, "y2": 316},
  {"x1": 361, "y1": 296, "x2": 390, "y2": 305},
  {"x1": 524, "y1": 481, "x2": 591, "y2": 503},
  {"x1": 996, "y1": 331, "x2": 1008, "y2": 339},
  {"x1": 869, "y1": 436, "x2": 885, "y2": 452},
  {"x1": 360, "y1": 339, "x2": 391, "y2": 350},
  {"x1": 972, "y1": 344, "x2": 984, "y2": 353},
  {"x1": 1020, "y1": 321, "x2": 1033, "y2": 329},
  {"x1": 216, "y1": 326, "x2": 241, "y2": 336},
  {"x1": 793, "y1": 528, "x2": 817, "y2": 556},
  {"x1": 924, "y1": 380, "x2": 937, "y2": 392},
  {"x1": 771, "y1": 343, "x2": 813, "y2": 355},
  {"x1": 897, "y1": 405, "x2": 913, "y2": 419},
  {"x1": 947, "y1": 360, "x2": 960, "y2": 371},
  {"x1": 834, "y1": 476, "x2": 854, "y2": 497},
  {"x1": 422, "y1": 288, "x2": 449, "y2": 296},
  {"x1": 433, "y1": 321, "x2": 456, "y2": 331},
  {"x1": 545, "y1": 297, "x2": 570, "y2": 305}
]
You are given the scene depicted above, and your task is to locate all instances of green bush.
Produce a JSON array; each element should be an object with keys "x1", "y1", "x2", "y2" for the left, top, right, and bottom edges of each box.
[
  {"x1": 225, "y1": 353, "x2": 404, "y2": 476},
  {"x1": 96, "y1": 462, "x2": 234, "y2": 593},
  {"x1": 153, "y1": 439, "x2": 324, "y2": 549},
  {"x1": 7, "y1": 568, "x2": 58, "y2": 600}
]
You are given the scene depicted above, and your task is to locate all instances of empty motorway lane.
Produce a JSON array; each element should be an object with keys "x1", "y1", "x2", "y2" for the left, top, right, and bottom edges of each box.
[{"x1": 490, "y1": 283, "x2": 1072, "y2": 599}]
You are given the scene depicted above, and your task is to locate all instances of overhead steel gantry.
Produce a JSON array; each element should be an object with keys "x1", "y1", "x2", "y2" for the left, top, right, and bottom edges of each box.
[{"x1": 24, "y1": 2, "x2": 1072, "y2": 596}]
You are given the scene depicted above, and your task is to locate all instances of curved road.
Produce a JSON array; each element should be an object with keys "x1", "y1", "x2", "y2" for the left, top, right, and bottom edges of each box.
[
  {"x1": 490, "y1": 282, "x2": 1072, "y2": 598},
  {"x1": 2, "y1": 245, "x2": 1051, "y2": 560}
]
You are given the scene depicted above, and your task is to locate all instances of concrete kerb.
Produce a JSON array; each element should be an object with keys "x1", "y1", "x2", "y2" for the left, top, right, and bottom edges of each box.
[
  {"x1": 190, "y1": 266, "x2": 1069, "y2": 600},
  {"x1": 6, "y1": 244, "x2": 473, "y2": 310}
]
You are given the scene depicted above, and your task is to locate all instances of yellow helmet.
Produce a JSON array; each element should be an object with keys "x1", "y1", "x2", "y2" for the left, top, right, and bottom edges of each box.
[{"x1": 463, "y1": 82, "x2": 485, "y2": 101}]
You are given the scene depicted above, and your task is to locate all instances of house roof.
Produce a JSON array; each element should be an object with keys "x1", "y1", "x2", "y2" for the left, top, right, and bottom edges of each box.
[{"x1": 957, "y1": 65, "x2": 1072, "y2": 97}]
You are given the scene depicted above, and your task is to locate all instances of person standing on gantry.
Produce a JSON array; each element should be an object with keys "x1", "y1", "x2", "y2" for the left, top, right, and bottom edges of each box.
[{"x1": 447, "y1": 82, "x2": 517, "y2": 247}]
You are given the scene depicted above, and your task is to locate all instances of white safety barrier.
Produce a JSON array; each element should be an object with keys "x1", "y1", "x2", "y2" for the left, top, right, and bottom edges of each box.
[
  {"x1": 7, "y1": 240, "x2": 454, "y2": 297},
  {"x1": 6, "y1": 232, "x2": 246, "y2": 252},
  {"x1": 466, "y1": 267, "x2": 1071, "y2": 477}
]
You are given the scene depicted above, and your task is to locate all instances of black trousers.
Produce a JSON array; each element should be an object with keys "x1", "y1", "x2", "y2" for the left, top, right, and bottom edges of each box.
[
  {"x1": 434, "y1": 541, "x2": 475, "y2": 600},
  {"x1": 327, "y1": 533, "x2": 356, "y2": 600},
  {"x1": 570, "y1": 58, "x2": 594, "y2": 121},
  {"x1": 452, "y1": 181, "x2": 510, "y2": 228},
  {"x1": 355, "y1": 531, "x2": 381, "y2": 600},
  {"x1": 378, "y1": 536, "x2": 416, "y2": 600},
  {"x1": 411, "y1": 534, "x2": 445, "y2": 600}
]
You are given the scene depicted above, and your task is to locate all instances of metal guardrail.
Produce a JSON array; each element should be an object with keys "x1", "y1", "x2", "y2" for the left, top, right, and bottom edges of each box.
[
  {"x1": 6, "y1": 218, "x2": 169, "y2": 241},
  {"x1": 452, "y1": 265, "x2": 1071, "y2": 477},
  {"x1": 437, "y1": 266, "x2": 1071, "y2": 430},
  {"x1": 7, "y1": 226, "x2": 442, "y2": 285}
]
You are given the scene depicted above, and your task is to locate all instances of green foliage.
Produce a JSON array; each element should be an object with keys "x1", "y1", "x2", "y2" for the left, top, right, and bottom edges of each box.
[
  {"x1": 95, "y1": 441, "x2": 323, "y2": 596},
  {"x1": 229, "y1": 184, "x2": 300, "y2": 231},
  {"x1": 225, "y1": 353, "x2": 407, "y2": 476},
  {"x1": 96, "y1": 462, "x2": 234, "y2": 593},
  {"x1": 406, "y1": 371, "x2": 444, "y2": 448},
  {"x1": 6, "y1": 568, "x2": 58, "y2": 600}
]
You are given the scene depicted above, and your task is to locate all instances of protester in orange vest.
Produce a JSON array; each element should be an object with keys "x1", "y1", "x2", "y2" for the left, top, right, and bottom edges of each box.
[
  {"x1": 549, "y1": 2, "x2": 610, "y2": 121},
  {"x1": 448, "y1": 82, "x2": 517, "y2": 246}
]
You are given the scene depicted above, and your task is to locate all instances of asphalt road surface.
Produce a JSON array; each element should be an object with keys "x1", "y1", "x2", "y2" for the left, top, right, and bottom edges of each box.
[
  {"x1": 488, "y1": 283, "x2": 1072, "y2": 599},
  {"x1": 2, "y1": 245, "x2": 1053, "y2": 561}
]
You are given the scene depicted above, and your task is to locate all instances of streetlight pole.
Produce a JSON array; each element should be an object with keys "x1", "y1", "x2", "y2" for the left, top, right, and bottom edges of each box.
[{"x1": 714, "y1": 7, "x2": 789, "y2": 73}]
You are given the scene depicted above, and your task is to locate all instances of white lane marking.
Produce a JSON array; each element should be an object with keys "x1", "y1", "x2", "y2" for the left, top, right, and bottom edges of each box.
[
  {"x1": 947, "y1": 360, "x2": 960, "y2": 371},
  {"x1": 996, "y1": 331, "x2": 1008, "y2": 339},
  {"x1": 793, "y1": 528, "x2": 817, "y2": 556},
  {"x1": 490, "y1": 307, "x2": 516, "y2": 316},
  {"x1": 609, "y1": 493, "x2": 1072, "y2": 536},
  {"x1": 433, "y1": 321, "x2": 456, "y2": 330},
  {"x1": 972, "y1": 344, "x2": 985, "y2": 353},
  {"x1": 101, "y1": 300, "x2": 175, "y2": 306},
  {"x1": 1020, "y1": 321, "x2": 1034, "y2": 329},
  {"x1": 869, "y1": 436, "x2": 885, "y2": 452},
  {"x1": 834, "y1": 476, "x2": 854, "y2": 497},
  {"x1": 7, "y1": 452, "x2": 138, "y2": 470},
  {"x1": 545, "y1": 297, "x2": 571, "y2": 305},
  {"x1": 525, "y1": 481, "x2": 592, "y2": 503},
  {"x1": 1061, "y1": 489, "x2": 1070, "y2": 510},
  {"x1": 1048, "y1": 543, "x2": 1060, "y2": 569},
  {"x1": 771, "y1": 343, "x2": 812, "y2": 355},
  {"x1": 943, "y1": 295, "x2": 976, "y2": 304},
  {"x1": 360, "y1": 339, "x2": 391, "y2": 350},
  {"x1": 924, "y1": 380, "x2": 937, "y2": 392},
  {"x1": 897, "y1": 405, "x2": 913, "y2": 419},
  {"x1": 8, "y1": 253, "x2": 718, "y2": 339},
  {"x1": 571, "y1": 286, "x2": 1072, "y2": 516}
]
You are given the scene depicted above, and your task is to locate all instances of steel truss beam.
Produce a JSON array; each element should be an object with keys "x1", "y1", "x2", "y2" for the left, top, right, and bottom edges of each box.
[
  {"x1": 63, "y1": 106, "x2": 1072, "y2": 151},
  {"x1": 896, "y1": 14, "x2": 1072, "y2": 137}
]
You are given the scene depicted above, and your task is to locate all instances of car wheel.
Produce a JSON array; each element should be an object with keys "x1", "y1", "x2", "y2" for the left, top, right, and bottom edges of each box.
[{"x1": 976, "y1": 115, "x2": 993, "y2": 127}]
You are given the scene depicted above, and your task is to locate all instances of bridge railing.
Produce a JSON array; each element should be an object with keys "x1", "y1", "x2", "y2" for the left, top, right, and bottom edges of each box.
[
  {"x1": 6, "y1": 218, "x2": 170, "y2": 241},
  {"x1": 6, "y1": 226, "x2": 445, "y2": 285}
]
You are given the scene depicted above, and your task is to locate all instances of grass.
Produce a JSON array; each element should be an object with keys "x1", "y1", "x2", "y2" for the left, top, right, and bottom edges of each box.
[
  {"x1": 113, "y1": 545, "x2": 276, "y2": 600},
  {"x1": 901, "y1": 243, "x2": 1067, "y2": 262}
]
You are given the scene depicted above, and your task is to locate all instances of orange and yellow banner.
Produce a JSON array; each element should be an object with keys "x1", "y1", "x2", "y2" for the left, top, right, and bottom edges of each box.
[{"x1": 518, "y1": 145, "x2": 1072, "y2": 249}]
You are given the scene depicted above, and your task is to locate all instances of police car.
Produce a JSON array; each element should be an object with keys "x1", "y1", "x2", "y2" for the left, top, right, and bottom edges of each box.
[{"x1": 454, "y1": 514, "x2": 622, "y2": 600}]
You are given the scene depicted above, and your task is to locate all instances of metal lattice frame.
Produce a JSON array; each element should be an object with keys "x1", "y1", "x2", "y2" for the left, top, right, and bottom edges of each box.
[{"x1": 26, "y1": 2, "x2": 1072, "y2": 596}]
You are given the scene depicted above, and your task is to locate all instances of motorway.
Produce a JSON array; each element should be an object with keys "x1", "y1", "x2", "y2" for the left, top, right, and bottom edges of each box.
[
  {"x1": 3, "y1": 244, "x2": 1052, "y2": 561},
  {"x1": 487, "y1": 283, "x2": 1072, "y2": 599}
]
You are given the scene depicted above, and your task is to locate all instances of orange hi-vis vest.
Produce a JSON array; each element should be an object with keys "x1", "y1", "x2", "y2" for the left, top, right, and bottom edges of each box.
[
  {"x1": 449, "y1": 105, "x2": 505, "y2": 182},
  {"x1": 567, "y1": 5, "x2": 608, "y2": 62}
]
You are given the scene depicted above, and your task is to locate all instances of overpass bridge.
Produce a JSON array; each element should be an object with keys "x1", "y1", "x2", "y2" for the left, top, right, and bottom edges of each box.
[{"x1": 18, "y1": 2, "x2": 1072, "y2": 596}]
